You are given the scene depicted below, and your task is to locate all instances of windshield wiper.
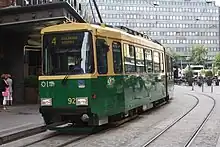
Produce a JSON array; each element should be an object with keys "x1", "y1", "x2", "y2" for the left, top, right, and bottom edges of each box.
[{"x1": 61, "y1": 72, "x2": 71, "y2": 85}]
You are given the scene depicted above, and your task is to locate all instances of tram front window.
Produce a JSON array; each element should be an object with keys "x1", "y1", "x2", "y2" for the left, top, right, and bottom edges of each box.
[{"x1": 43, "y1": 31, "x2": 94, "y2": 75}]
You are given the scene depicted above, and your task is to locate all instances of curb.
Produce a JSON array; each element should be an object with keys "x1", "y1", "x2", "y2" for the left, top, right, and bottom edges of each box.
[{"x1": 0, "y1": 124, "x2": 46, "y2": 145}]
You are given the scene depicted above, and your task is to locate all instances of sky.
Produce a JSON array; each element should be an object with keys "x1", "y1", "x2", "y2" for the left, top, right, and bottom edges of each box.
[{"x1": 214, "y1": 0, "x2": 220, "y2": 6}]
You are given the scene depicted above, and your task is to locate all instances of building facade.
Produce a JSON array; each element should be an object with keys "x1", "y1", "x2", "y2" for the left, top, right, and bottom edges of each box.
[
  {"x1": 81, "y1": 0, "x2": 219, "y2": 67},
  {"x1": 0, "y1": 0, "x2": 90, "y2": 103}
]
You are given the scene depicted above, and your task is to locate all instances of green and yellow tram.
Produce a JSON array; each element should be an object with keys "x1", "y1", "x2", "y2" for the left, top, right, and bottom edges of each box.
[{"x1": 39, "y1": 22, "x2": 174, "y2": 130}]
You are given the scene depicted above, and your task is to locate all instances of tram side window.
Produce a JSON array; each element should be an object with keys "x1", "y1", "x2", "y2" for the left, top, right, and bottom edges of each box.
[
  {"x1": 145, "y1": 49, "x2": 153, "y2": 73},
  {"x1": 96, "y1": 39, "x2": 108, "y2": 74},
  {"x1": 153, "y1": 51, "x2": 161, "y2": 73},
  {"x1": 136, "y1": 47, "x2": 145, "y2": 73},
  {"x1": 124, "y1": 44, "x2": 136, "y2": 73},
  {"x1": 112, "y1": 41, "x2": 123, "y2": 73}
]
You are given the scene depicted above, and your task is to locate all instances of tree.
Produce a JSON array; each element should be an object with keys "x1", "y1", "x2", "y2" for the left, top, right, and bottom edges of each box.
[
  {"x1": 214, "y1": 53, "x2": 220, "y2": 69},
  {"x1": 172, "y1": 51, "x2": 186, "y2": 63},
  {"x1": 190, "y1": 45, "x2": 208, "y2": 65},
  {"x1": 172, "y1": 52, "x2": 180, "y2": 63}
]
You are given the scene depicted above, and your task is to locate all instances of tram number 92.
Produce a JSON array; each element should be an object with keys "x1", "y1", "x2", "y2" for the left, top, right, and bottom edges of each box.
[{"x1": 68, "y1": 98, "x2": 76, "y2": 104}]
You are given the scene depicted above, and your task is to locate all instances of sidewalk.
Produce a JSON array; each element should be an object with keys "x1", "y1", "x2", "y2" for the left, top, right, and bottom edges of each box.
[{"x1": 0, "y1": 105, "x2": 46, "y2": 145}]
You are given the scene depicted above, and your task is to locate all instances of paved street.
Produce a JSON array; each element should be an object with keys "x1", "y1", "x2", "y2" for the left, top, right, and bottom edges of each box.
[
  {"x1": 0, "y1": 105, "x2": 45, "y2": 145},
  {"x1": 0, "y1": 105, "x2": 44, "y2": 131},
  {"x1": 3, "y1": 85, "x2": 220, "y2": 147}
]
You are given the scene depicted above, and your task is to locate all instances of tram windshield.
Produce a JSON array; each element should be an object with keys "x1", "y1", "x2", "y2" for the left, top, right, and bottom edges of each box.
[{"x1": 43, "y1": 31, "x2": 94, "y2": 75}]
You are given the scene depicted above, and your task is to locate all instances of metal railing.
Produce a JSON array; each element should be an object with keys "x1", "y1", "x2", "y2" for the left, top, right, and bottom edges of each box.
[
  {"x1": 21, "y1": 0, "x2": 67, "y2": 6},
  {"x1": 15, "y1": 0, "x2": 52, "y2": 6},
  {"x1": 2, "y1": 0, "x2": 90, "y2": 22},
  {"x1": 16, "y1": 0, "x2": 78, "y2": 8},
  {"x1": 16, "y1": 0, "x2": 84, "y2": 16}
]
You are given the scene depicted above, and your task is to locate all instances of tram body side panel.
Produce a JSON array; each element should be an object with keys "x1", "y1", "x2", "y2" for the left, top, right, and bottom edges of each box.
[
  {"x1": 148, "y1": 73, "x2": 167, "y2": 103},
  {"x1": 123, "y1": 72, "x2": 167, "y2": 112},
  {"x1": 39, "y1": 76, "x2": 125, "y2": 124},
  {"x1": 90, "y1": 75, "x2": 125, "y2": 117}
]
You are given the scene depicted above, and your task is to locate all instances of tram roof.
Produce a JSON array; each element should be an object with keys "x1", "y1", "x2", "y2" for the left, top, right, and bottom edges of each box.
[{"x1": 41, "y1": 23, "x2": 164, "y2": 51}]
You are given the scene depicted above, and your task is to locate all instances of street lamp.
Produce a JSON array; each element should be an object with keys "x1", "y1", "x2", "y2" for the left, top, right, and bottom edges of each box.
[{"x1": 152, "y1": 2, "x2": 159, "y2": 28}]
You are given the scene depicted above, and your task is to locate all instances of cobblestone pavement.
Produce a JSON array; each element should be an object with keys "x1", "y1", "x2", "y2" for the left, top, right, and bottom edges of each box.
[
  {"x1": 0, "y1": 105, "x2": 44, "y2": 131},
  {"x1": 2, "y1": 86, "x2": 196, "y2": 147},
  {"x1": 146, "y1": 92, "x2": 214, "y2": 147},
  {"x1": 5, "y1": 86, "x2": 220, "y2": 147},
  {"x1": 163, "y1": 85, "x2": 220, "y2": 147},
  {"x1": 185, "y1": 85, "x2": 220, "y2": 147},
  {"x1": 64, "y1": 87, "x2": 197, "y2": 147}
]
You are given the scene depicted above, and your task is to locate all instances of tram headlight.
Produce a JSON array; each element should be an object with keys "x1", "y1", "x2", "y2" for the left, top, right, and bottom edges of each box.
[
  {"x1": 76, "y1": 97, "x2": 88, "y2": 106},
  {"x1": 41, "y1": 98, "x2": 52, "y2": 106}
]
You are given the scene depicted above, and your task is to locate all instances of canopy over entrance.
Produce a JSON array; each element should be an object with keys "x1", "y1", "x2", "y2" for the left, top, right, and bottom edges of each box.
[{"x1": 0, "y1": 1, "x2": 86, "y2": 103}]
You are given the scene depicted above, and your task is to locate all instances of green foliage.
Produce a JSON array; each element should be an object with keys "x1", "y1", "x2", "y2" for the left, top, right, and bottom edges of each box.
[
  {"x1": 172, "y1": 52, "x2": 186, "y2": 62},
  {"x1": 212, "y1": 66, "x2": 218, "y2": 75},
  {"x1": 185, "y1": 69, "x2": 193, "y2": 78},
  {"x1": 200, "y1": 69, "x2": 206, "y2": 75},
  {"x1": 172, "y1": 52, "x2": 180, "y2": 62},
  {"x1": 218, "y1": 71, "x2": 220, "y2": 76},
  {"x1": 185, "y1": 69, "x2": 193, "y2": 85},
  {"x1": 214, "y1": 53, "x2": 220, "y2": 69},
  {"x1": 24, "y1": 75, "x2": 38, "y2": 88},
  {"x1": 205, "y1": 70, "x2": 213, "y2": 77},
  {"x1": 190, "y1": 45, "x2": 208, "y2": 65}
]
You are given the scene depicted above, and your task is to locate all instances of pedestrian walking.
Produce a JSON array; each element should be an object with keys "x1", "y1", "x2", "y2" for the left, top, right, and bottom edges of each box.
[
  {"x1": 6, "y1": 74, "x2": 13, "y2": 106},
  {"x1": 1, "y1": 74, "x2": 9, "y2": 110}
]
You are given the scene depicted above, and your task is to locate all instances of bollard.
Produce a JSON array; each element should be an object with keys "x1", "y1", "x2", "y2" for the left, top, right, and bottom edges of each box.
[
  {"x1": 211, "y1": 83, "x2": 213, "y2": 93},
  {"x1": 202, "y1": 83, "x2": 204, "y2": 92},
  {"x1": 192, "y1": 83, "x2": 194, "y2": 91}
]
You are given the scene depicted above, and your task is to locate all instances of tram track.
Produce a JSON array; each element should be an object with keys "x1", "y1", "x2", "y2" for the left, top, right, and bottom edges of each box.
[
  {"x1": 141, "y1": 93, "x2": 215, "y2": 147},
  {"x1": 184, "y1": 93, "x2": 216, "y2": 147},
  {"x1": 3, "y1": 96, "x2": 184, "y2": 147},
  {"x1": 7, "y1": 100, "x2": 172, "y2": 147},
  {"x1": 16, "y1": 131, "x2": 90, "y2": 147},
  {"x1": 53, "y1": 114, "x2": 140, "y2": 147},
  {"x1": 49, "y1": 134, "x2": 90, "y2": 147},
  {"x1": 9, "y1": 112, "x2": 140, "y2": 147},
  {"x1": 21, "y1": 132, "x2": 59, "y2": 147}
]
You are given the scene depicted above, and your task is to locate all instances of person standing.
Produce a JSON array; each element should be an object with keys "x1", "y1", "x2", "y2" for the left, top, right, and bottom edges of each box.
[
  {"x1": 1, "y1": 74, "x2": 9, "y2": 110},
  {"x1": 6, "y1": 74, "x2": 13, "y2": 106}
]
